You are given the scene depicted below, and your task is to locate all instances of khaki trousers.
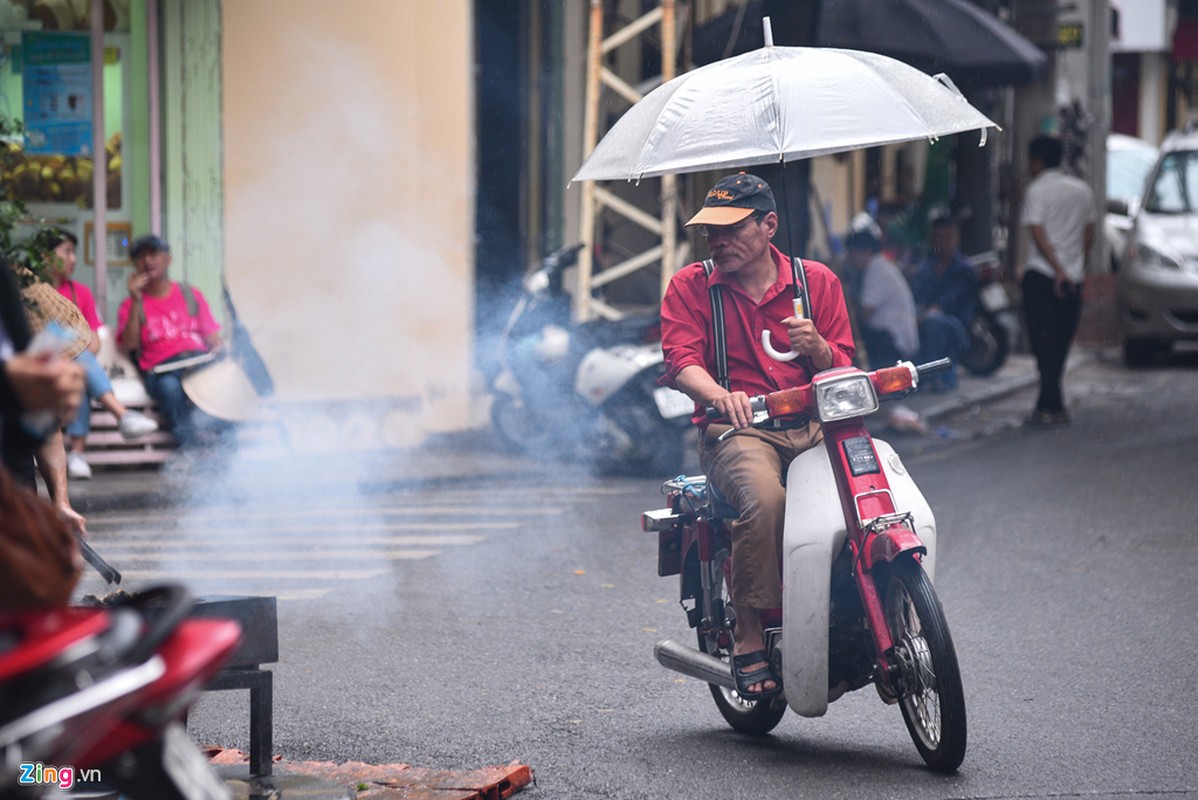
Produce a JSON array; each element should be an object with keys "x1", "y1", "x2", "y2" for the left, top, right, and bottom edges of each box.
[{"x1": 699, "y1": 422, "x2": 822, "y2": 610}]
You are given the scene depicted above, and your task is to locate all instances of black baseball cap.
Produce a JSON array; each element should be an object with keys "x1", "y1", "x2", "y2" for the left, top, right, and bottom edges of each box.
[
  {"x1": 685, "y1": 172, "x2": 776, "y2": 227},
  {"x1": 128, "y1": 234, "x2": 170, "y2": 260}
]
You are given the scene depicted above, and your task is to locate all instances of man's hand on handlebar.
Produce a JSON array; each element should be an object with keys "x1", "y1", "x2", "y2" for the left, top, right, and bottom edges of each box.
[{"x1": 710, "y1": 391, "x2": 754, "y2": 429}]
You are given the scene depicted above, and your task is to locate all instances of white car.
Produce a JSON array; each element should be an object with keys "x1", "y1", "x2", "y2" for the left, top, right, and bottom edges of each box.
[
  {"x1": 1118, "y1": 126, "x2": 1198, "y2": 365},
  {"x1": 1106, "y1": 133, "x2": 1158, "y2": 270}
]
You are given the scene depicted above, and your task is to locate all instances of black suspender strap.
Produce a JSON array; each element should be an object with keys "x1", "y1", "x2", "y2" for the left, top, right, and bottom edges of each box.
[
  {"x1": 704, "y1": 256, "x2": 811, "y2": 392},
  {"x1": 702, "y1": 259, "x2": 730, "y2": 391},
  {"x1": 792, "y1": 256, "x2": 809, "y2": 318}
]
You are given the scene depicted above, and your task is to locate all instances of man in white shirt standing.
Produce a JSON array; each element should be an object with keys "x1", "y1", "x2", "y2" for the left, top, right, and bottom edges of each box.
[{"x1": 1020, "y1": 134, "x2": 1096, "y2": 427}]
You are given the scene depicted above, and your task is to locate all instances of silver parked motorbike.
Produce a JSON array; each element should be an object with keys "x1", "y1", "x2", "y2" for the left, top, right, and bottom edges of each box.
[{"x1": 490, "y1": 244, "x2": 692, "y2": 476}]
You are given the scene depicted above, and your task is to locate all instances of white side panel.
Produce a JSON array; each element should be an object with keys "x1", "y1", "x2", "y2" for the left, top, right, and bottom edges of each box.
[{"x1": 781, "y1": 446, "x2": 845, "y2": 718}]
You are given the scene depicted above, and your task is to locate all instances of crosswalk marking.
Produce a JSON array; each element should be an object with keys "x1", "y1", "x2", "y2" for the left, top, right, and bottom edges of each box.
[
  {"x1": 90, "y1": 506, "x2": 567, "y2": 526},
  {"x1": 94, "y1": 550, "x2": 442, "y2": 561},
  {"x1": 258, "y1": 588, "x2": 334, "y2": 601},
  {"x1": 90, "y1": 534, "x2": 487, "y2": 549},
  {"x1": 86, "y1": 522, "x2": 518, "y2": 536},
  {"x1": 118, "y1": 568, "x2": 394, "y2": 580},
  {"x1": 76, "y1": 480, "x2": 643, "y2": 600}
]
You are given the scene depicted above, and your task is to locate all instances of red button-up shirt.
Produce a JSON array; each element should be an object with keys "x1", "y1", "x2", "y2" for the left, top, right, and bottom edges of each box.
[{"x1": 661, "y1": 244, "x2": 855, "y2": 425}]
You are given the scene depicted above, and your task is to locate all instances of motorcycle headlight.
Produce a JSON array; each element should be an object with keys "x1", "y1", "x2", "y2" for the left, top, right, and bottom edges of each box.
[{"x1": 814, "y1": 373, "x2": 879, "y2": 421}]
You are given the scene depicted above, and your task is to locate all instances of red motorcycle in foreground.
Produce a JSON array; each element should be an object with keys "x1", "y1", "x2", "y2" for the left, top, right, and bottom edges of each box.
[
  {"x1": 0, "y1": 585, "x2": 239, "y2": 799},
  {"x1": 643, "y1": 359, "x2": 967, "y2": 772}
]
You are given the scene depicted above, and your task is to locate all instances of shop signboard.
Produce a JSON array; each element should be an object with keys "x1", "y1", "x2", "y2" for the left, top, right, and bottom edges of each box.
[
  {"x1": 21, "y1": 31, "x2": 92, "y2": 156},
  {"x1": 1111, "y1": 0, "x2": 1170, "y2": 53}
]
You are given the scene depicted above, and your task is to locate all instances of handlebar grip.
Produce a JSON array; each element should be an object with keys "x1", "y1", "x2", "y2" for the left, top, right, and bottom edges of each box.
[{"x1": 916, "y1": 358, "x2": 953, "y2": 377}]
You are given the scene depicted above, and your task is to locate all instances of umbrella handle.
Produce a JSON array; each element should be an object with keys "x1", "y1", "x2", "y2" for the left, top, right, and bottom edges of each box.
[
  {"x1": 762, "y1": 330, "x2": 799, "y2": 362},
  {"x1": 762, "y1": 293, "x2": 804, "y2": 361}
]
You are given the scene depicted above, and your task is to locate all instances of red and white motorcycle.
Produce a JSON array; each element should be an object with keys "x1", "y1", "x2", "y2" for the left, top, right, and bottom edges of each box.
[
  {"x1": 0, "y1": 585, "x2": 240, "y2": 798},
  {"x1": 642, "y1": 358, "x2": 967, "y2": 772}
]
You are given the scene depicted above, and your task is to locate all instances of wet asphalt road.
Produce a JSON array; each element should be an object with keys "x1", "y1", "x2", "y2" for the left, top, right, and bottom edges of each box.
[{"x1": 80, "y1": 347, "x2": 1198, "y2": 799}]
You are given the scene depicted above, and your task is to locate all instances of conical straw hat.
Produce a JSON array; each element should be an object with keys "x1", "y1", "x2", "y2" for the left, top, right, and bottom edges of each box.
[
  {"x1": 181, "y1": 358, "x2": 263, "y2": 422},
  {"x1": 20, "y1": 278, "x2": 91, "y2": 360}
]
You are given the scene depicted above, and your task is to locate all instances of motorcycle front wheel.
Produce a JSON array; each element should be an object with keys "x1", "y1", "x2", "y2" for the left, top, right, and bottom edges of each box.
[
  {"x1": 696, "y1": 547, "x2": 787, "y2": 736},
  {"x1": 882, "y1": 558, "x2": 967, "y2": 773}
]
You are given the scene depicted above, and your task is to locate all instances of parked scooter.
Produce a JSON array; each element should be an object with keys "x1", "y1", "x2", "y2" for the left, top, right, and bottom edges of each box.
[
  {"x1": 958, "y1": 250, "x2": 1019, "y2": 377},
  {"x1": 0, "y1": 585, "x2": 240, "y2": 799},
  {"x1": 642, "y1": 358, "x2": 967, "y2": 772},
  {"x1": 491, "y1": 243, "x2": 692, "y2": 476}
]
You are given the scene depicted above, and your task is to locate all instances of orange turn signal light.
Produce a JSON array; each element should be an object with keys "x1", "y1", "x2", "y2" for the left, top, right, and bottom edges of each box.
[
  {"x1": 765, "y1": 386, "x2": 813, "y2": 417},
  {"x1": 872, "y1": 365, "x2": 914, "y2": 396}
]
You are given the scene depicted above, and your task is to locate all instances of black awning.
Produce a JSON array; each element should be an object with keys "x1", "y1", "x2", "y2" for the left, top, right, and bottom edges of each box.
[{"x1": 693, "y1": 0, "x2": 1047, "y2": 89}]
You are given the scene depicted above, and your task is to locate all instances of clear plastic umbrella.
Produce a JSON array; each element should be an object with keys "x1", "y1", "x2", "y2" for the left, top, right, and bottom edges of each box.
[{"x1": 572, "y1": 30, "x2": 999, "y2": 183}]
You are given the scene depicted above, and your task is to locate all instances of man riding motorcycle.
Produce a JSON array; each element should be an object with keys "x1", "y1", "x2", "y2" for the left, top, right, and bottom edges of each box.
[{"x1": 659, "y1": 173, "x2": 855, "y2": 698}]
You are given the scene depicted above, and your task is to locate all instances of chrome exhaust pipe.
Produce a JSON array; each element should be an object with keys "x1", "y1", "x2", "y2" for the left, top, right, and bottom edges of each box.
[{"x1": 654, "y1": 640, "x2": 735, "y2": 690}]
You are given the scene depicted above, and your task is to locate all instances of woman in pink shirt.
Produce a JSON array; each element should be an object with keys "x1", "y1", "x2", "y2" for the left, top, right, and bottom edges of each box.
[{"x1": 39, "y1": 229, "x2": 158, "y2": 480}]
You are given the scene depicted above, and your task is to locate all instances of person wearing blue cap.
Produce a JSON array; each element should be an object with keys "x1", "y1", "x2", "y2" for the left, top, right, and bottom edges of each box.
[{"x1": 117, "y1": 235, "x2": 223, "y2": 446}]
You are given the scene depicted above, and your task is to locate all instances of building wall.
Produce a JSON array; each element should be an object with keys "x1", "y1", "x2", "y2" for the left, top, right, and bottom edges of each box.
[
  {"x1": 220, "y1": 0, "x2": 475, "y2": 444},
  {"x1": 162, "y1": 0, "x2": 223, "y2": 310}
]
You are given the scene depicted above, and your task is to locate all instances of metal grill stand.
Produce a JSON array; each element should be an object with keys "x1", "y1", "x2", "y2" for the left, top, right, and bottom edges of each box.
[{"x1": 191, "y1": 596, "x2": 278, "y2": 777}]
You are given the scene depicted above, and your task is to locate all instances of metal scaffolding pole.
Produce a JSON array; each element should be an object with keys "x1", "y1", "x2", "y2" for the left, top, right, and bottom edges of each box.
[{"x1": 576, "y1": 0, "x2": 686, "y2": 321}]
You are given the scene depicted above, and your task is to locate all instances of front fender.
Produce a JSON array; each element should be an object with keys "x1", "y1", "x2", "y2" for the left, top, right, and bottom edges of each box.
[{"x1": 868, "y1": 524, "x2": 926, "y2": 568}]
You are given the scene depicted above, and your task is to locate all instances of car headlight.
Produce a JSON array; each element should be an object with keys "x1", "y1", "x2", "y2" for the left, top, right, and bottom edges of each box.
[
  {"x1": 815, "y1": 373, "x2": 879, "y2": 421},
  {"x1": 1130, "y1": 241, "x2": 1184, "y2": 271}
]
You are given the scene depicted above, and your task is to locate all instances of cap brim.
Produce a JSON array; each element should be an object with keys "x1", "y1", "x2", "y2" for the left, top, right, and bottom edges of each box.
[{"x1": 685, "y1": 206, "x2": 755, "y2": 227}]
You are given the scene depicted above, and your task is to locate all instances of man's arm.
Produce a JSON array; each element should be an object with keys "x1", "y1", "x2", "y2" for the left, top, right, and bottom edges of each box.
[
  {"x1": 117, "y1": 298, "x2": 143, "y2": 351},
  {"x1": 118, "y1": 272, "x2": 147, "y2": 352},
  {"x1": 791, "y1": 267, "x2": 856, "y2": 370},
  {"x1": 675, "y1": 364, "x2": 754, "y2": 429},
  {"x1": 783, "y1": 317, "x2": 836, "y2": 371},
  {"x1": 1027, "y1": 223, "x2": 1074, "y2": 296}
]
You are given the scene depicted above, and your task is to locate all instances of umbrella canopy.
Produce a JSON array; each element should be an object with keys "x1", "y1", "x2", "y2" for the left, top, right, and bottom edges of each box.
[
  {"x1": 820, "y1": 0, "x2": 1047, "y2": 88},
  {"x1": 571, "y1": 44, "x2": 999, "y2": 184}
]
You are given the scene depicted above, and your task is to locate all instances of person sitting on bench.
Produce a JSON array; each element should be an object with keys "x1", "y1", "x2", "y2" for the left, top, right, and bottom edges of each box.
[{"x1": 117, "y1": 235, "x2": 223, "y2": 447}]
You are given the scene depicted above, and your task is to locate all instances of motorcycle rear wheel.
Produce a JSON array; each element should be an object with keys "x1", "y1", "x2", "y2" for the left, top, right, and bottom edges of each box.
[
  {"x1": 959, "y1": 312, "x2": 1009, "y2": 377},
  {"x1": 696, "y1": 549, "x2": 786, "y2": 736},
  {"x1": 882, "y1": 558, "x2": 967, "y2": 773}
]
